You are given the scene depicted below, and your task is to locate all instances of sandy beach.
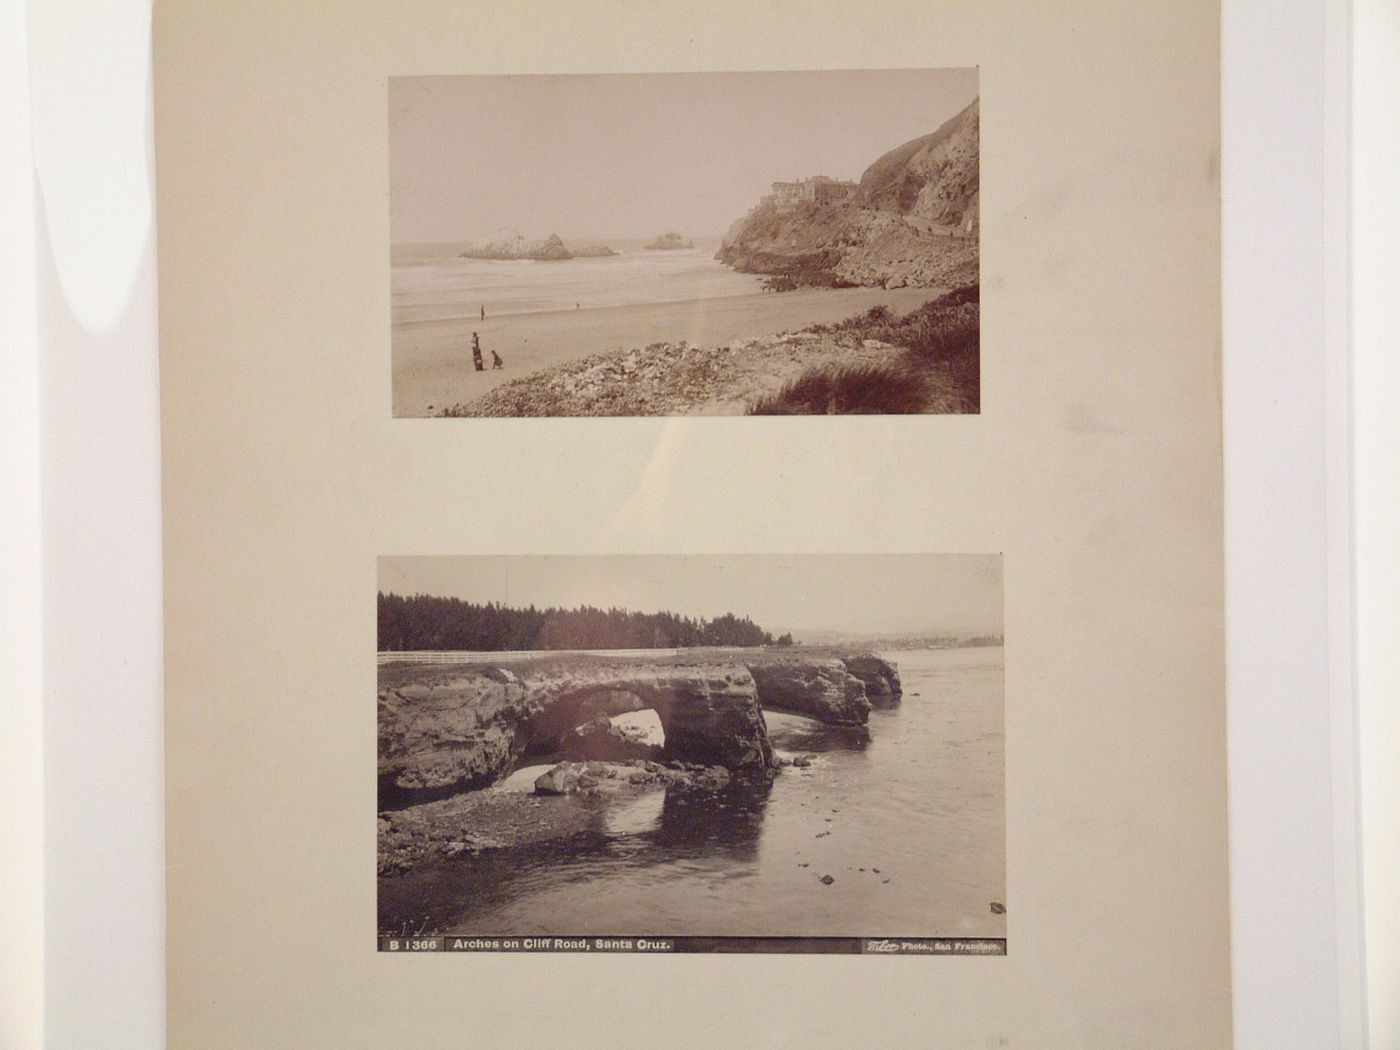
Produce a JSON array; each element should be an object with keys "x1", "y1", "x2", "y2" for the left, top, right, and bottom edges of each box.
[{"x1": 391, "y1": 286, "x2": 940, "y2": 416}]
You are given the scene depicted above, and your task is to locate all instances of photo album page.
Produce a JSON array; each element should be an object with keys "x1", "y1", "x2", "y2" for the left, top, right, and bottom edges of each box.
[{"x1": 156, "y1": 1, "x2": 1228, "y2": 1046}]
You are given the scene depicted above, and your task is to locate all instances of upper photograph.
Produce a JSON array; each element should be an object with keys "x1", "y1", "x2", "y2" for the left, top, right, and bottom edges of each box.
[{"x1": 389, "y1": 69, "x2": 979, "y2": 417}]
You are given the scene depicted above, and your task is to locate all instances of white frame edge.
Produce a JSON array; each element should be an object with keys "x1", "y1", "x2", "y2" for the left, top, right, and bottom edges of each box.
[{"x1": 1223, "y1": 0, "x2": 1370, "y2": 1045}]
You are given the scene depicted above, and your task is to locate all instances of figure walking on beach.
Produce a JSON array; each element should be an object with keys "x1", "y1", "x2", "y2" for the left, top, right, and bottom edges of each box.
[
  {"x1": 491, "y1": 349, "x2": 504, "y2": 369},
  {"x1": 471, "y1": 332, "x2": 484, "y2": 372},
  {"x1": 480, "y1": 304, "x2": 486, "y2": 321}
]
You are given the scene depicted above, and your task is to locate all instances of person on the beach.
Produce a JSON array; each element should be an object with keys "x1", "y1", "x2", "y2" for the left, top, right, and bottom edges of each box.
[
  {"x1": 491, "y1": 349, "x2": 504, "y2": 369},
  {"x1": 471, "y1": 332, "x2": 484, "y2": 372},
  {"x1": 480, "y1": 304, "x2": 486, "y2": 321}
]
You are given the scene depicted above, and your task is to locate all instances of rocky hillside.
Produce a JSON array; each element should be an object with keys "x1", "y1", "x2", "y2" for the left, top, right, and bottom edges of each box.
[
  {"x1": 856, "y1": 99, "x2": 979, "y2": 228},
  {"x1": 716, "y1": 97, "x2": 978, "y2": 288}
]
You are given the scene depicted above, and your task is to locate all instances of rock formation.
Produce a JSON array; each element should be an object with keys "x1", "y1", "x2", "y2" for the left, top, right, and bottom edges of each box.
[
  {"x1": 529, "y1": 665, "x2": 775, "y2": 770},
  {"x1": 459, "y1": 230, "x2": 616, "y2": 261},
  {"x1": 838, "y1": 652, "x2": 903, "y2": 704},
  {"x1": 744, "y1": 655, "x2": 871, "y2": 725},
  {"x1": 377, "y1": 665, "x2": 532, "y2": 805},
  {"x1": 378, "y1": 660, "x2": 775, "y2": 807},
  {"x1": 716, "y1": 97, "x2": 978, "y2": 289},
  {"x1": 643, "y1": 231, "x2": 694, "y2": 250},
  {"x1": 855, "y1": 99, "x2": 979, "y2": 231},
  {"x1": 378, "y1": 651, "x2": 903, "y2": 808}
]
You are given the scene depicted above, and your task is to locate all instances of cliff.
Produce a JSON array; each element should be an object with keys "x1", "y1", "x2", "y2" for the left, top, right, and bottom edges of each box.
[
  {"x1": 854, "y1": 99, "x2": 979, "y2": 229},
  {"x1": 716, "y1": 98, "x2": 978, "y2": 288}
]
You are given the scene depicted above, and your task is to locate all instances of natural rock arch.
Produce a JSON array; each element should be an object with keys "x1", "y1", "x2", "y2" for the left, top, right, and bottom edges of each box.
[
  {"x1": 530, "y1": 670, "x2": 774, "y2": 771},
  {"x1": 378, "y1": 661, "x2": 776, "y2": 808}
]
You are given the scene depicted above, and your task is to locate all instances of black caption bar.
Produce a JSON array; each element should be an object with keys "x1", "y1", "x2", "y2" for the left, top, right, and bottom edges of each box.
[{"x1": 378, "y1": 936, "x2": 1006, "y2": 955}]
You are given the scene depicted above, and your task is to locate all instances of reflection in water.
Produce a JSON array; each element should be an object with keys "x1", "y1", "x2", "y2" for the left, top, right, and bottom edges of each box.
[
  {"x1": 379, "y1": 649, "x2": 1006, "y2": 939},
  {"x1": 602, "y1": 788, "x2": 664, "y2": 837},
  {"x1": 764, "y1": 712, "x2": 871, "y2": 754},
  {"x1": 654, "y1": 777, "x2": 771, "y2": 857},
  {"x1": 380, "y1": 776, "x2": 774, "y2": 935}
]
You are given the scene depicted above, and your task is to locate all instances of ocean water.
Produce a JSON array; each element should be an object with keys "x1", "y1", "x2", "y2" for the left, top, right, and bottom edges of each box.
[
  {"x1": 391, "y1": 238, "x2": 763, "y2": 324},
  {"x1": 378, "y1": 647, "x2": 1006, "y2": 940}
]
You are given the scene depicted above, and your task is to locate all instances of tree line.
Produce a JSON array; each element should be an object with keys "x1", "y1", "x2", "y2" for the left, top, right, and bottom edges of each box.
[{"x1": 378, "y1": 592, "x2": 793, "y2": 652}]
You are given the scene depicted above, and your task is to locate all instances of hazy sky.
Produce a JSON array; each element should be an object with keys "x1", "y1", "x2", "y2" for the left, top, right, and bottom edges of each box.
[
  {"x1": 389, "y1": 68, "x2": 978, "y2": 244},
  {"x1": 378, "y1": 554, "x2": 1002, "y2": 637}
]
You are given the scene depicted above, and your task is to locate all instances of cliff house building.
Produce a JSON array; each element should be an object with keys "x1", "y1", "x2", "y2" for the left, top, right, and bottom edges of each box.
[{"x1": 768, "y1": 175, "x2": 858, "y2": 205}]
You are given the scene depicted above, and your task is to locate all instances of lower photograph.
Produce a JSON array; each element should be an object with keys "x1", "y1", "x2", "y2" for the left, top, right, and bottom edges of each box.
[{"x1": 376, "y1": 554, "x2": 1005, "y2": 955}]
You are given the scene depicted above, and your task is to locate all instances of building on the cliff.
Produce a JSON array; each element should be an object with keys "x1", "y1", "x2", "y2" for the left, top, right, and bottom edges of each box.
[{"x1": 768, "y1": 175, "x2": 857, "y2": 205}]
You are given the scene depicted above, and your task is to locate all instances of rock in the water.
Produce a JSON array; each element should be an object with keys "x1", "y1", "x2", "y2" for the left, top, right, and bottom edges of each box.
[
  {"x1": 643, "y1": 231, "x2": 694, "y2": 250},
  {"x1": 746, "y1": 656, "x2": 870, "y2": 725},
  {"x1": 459, "y1": 229, "x2": 575, "y2": 260},
  {"x1": 533, "y1": 764, "x2": 581, "y2": 795},
  {"x1": 838, "y1": 653, "x2": 903, "y2": 703},
  {"x1": 819, "y1": 874, "x2": 835, "y2": 885}
]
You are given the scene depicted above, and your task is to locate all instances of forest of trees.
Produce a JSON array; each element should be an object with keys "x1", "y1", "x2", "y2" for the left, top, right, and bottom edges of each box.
[{"x1": 378, "y1": 592, "x2": 790, "y2": 652}]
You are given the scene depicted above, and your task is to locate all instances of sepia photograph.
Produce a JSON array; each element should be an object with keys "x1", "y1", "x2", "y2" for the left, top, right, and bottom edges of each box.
[
  {"x1": 377, "y1": 555, "x2": 1005, "y2": 952},
  {"x1": 389, "y1": 70, "x2": 979, "y2": 417}
]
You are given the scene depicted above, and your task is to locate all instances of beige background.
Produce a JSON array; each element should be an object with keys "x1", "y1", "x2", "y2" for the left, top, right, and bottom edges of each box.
[{"x1": 156, "y1": 1, "x2": 1227, "y2": 1047}]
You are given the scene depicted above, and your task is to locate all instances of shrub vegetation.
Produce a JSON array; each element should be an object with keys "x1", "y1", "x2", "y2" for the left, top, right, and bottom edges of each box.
[{"x1": 749, "y1": 284, "x2": 980, "y2": 414}]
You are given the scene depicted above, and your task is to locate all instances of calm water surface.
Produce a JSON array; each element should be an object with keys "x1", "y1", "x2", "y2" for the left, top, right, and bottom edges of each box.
[
  {"x1": 391, "y1": 238, "x2": 761, "y2": 323},
  {"x1": 378, "y1": 647, "x2": 1005, "y2": 938}
]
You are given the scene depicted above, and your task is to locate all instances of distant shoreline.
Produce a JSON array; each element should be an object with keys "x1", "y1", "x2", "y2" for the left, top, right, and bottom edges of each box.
[{"x1": 392, "y1": 236, "x2": 726, "y2": 261}]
